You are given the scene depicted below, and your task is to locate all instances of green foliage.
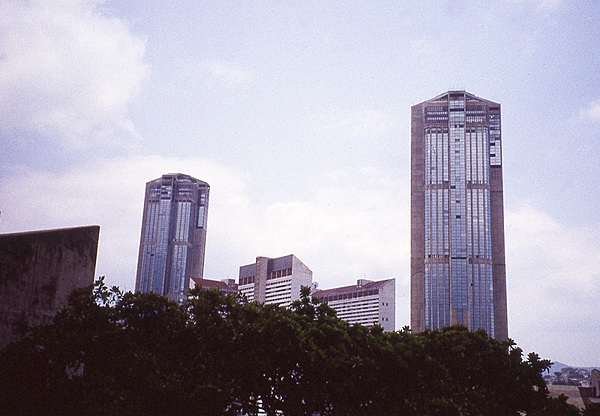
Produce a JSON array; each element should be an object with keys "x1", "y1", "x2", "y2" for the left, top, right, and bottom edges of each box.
[
  {"x1": 529, "y1": 394, "x2": 582, "y2": 416},
  {"x1": 0, "y1": 279, "x2": 572, "y2": 415}
]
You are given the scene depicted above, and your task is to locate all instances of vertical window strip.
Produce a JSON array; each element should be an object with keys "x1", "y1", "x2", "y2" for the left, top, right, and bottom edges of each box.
[{"x1": 425, "y1": 263, "x2": 431, "y2": 328}]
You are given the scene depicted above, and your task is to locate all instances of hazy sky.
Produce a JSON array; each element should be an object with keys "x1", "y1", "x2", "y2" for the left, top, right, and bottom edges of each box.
[{"x1": 1, "y1": 0, "x2": 599, "y2": 366}]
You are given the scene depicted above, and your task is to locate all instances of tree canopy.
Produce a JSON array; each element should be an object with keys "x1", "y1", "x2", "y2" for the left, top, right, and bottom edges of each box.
[{"x1": 0, "y1": 279, "x2": 582, "y2": 415}]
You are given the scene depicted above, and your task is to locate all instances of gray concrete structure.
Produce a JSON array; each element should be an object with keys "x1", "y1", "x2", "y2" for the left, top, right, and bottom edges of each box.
[
  {"x1": 135, "y1": 173, "x2": 209, "y2": 303},
  {"x1": 411, "y1": 91, "x2": 508, "y2": 340},
  {"x1": 0, "y1": 225, "x2": 99, "y2": 349}
]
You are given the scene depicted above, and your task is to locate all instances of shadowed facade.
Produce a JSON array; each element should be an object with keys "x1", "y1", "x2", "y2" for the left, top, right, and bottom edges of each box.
[{"x1": 0, "y1": 225, "x2": 99, "y2": 349}]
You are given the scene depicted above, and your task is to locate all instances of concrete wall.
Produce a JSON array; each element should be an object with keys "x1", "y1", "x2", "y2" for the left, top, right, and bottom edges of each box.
[{"x1": 0, "y1": 225, "x2": 99, "y2": 349}]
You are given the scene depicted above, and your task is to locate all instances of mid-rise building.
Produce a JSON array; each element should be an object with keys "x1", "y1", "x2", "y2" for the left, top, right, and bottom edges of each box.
[
  {"x1": 410, "y1": 91, "x2": 508, "y2": 340},
  {"x1": 312, "y1": 279, "x2": 395, "y2": 331},
  {"x1": 135, "y1": 173, "x2": 209, "y2": 303},
  {"x1": 238, "y1": 254, "x2": 313, "y2": 307}
]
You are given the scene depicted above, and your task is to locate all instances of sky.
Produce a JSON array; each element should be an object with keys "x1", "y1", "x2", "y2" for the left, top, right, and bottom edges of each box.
[{"x1": 1, "y1": 0, "x2": 599, "y2": 367}]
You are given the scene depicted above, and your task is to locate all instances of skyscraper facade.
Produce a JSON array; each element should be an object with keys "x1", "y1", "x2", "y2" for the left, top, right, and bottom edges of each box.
[
  {"x1": 410, "y1": 91, "x2": 508, "y2": 340},
  {"x1": 135, "y1": 173, "x2": 209, "y2": 303}
]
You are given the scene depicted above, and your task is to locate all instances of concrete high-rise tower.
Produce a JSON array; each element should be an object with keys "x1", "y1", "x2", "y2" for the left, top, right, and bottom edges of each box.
[
  {"x1": 135, "y1": 173, "x2": 209, "y2": 303},
  {"x1": 410, "y1": 91, "x2": 508, "y2": 340}
]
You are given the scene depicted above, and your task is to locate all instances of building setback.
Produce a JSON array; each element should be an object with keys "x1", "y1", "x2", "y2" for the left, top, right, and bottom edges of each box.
[
  {"x1": 238, "y1": 254, "x2": 313, "y2": 308},
  {"x1": 312, "y1": 279, "x2": 396, "y2": 332},
  {"x1": 135, "y1": 173, "x2": 209, "y2": 303},
  {"x1": 410, "y1": 91, "x2": 508, "y2": 341}
]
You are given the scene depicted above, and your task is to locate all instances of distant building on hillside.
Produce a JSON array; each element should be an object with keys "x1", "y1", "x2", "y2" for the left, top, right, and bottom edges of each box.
[
  {"x1": 0, "y1": 226, "x2": 99, "y2": 349},
  {"x1": 191, "y1": 277, "x2": 238, "y2": 295},
  {"x1": 312, "y1": 279, "x2": 396, "y2": 332},
  {"x1": 580, "y1": 369, "x2": 600, "y2": 411},
  {"x1": 135, "y1": 173, "x2": 209, "y2": 303},
  {"x1": 410, "y1": 91, "x2": 508, "y2": 341},
  {"x1": 238, "y1": 254, "x2": 313, "y2": 307}
]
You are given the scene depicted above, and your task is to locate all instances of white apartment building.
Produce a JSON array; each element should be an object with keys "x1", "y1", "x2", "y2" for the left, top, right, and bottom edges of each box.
[
  {"x1": 238, "y1": 254, "x2": 313, "y2": 307},
  {"x1": 312, "y1": 279, "x2": 396, "y2": 332}
]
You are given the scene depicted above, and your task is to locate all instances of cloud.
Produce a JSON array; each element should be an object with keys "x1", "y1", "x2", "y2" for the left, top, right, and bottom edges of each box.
[
  {"x1": 313, "y1": 109, "x2": 396, "y2": 142},
  {"x1": 579, "y1": 98, "x2": 600, "y2": 122},
  {"x1": 0, "y1": 0, "x2": 149, "y2": 149},
  {"x1": 505, "y1": 0, "x2": 561, "y2": 11},
  {"x1": 2, "y1": 156, "x2": 598, "y2": 364},
  {"x1": 248, "y1": 166, "x2": 407, "y2": 284},
  {"x1": 0, "y1": 156, "x2": 407, "y2": 300},
  {"x1": 505, "y1": 204, "x2": 600, "y2": 364},
  {"x1": 199, "y1": 60, "x2": 255, "y2": 88},
  {"x1": 0, "y1": 156, "x2": 246, "y2": 291}
]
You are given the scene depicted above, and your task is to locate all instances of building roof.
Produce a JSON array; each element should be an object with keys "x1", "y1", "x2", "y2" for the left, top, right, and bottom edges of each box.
[
  {"x1": 148, "y1": 173, "x2": 209, "y2": 187},
  {"x1": 239, "y1": 254, "x2": 310, "y2": 278},
  {"x1": 547, "y1": 385, "x2": 586, "y2": 410},
  {"x1": 190, "y1": 277, "x2": 237, "y2": 293},
  {"x1": 419, "y1": 90, "x2": 500, "y2": 107},
  {"x1": 313, "y1": 279, "x2": 393, "y2": 299}
]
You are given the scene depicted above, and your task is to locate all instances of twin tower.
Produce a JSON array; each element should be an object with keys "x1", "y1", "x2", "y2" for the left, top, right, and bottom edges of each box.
[{"x1": 134, "y1": 90, "x2": 508, "y2": 340}]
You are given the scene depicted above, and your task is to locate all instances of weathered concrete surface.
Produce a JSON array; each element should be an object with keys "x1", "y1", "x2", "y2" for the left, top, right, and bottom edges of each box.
[{"x1": 0, "y1": 225, "x2": 99, "y2": 349}]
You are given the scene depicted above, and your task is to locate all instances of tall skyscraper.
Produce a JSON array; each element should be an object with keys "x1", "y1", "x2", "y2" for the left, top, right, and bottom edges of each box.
[
  {"x1": 238, "y1": 254, "x2": 313, "y2": 308},
  {"x1": 410, "y1": 91, "x2": 508, "y2": 341},
  {"x1": 135, "y1": 173, "x2": 209, "y2": 303}
]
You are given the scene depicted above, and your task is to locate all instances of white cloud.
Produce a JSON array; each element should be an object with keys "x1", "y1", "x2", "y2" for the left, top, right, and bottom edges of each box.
[
  {"x1": 505, "y1": 204, "x2": 600, "y2": 364},
  {"x1": 3, "y1": 156, "x2": 598, "y2": 364},
  {"x1": 0, "y1": 0, "x2": 149, "y2": 149},
  {"x1": 0, "y1": 157, "x2": 407, "y2": 303},
  {"x1": 313, "y1": 109, "x2": 396, "y2": 142},
  {"x1": 505, "y1": 0, "x2": 561, "y2": 11},
  {"x1": 199, "y1": 60, "x2": 255, "y2": 88},
  {"x1": 579, "y1": 98, "x2": 600, "y2": 122},
  {"x1": 0, "y1": 156, "x2": 246, "y2": 291}
]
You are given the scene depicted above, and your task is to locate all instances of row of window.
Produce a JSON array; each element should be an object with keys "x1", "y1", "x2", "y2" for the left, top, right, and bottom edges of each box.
[
  {"x1": 239, "y1": 276, "x2": 255, "y2": 286},
  {"x1": 319, "y1": 288, "x2": 380, "y2": 303},
  {"x1": 268, "y1": 268, "x2": 292, "y2": 280}
]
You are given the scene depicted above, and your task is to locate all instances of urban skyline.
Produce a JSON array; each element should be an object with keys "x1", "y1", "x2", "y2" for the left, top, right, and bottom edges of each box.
[
  {"x1": 1, "y1": 1, "x2": 599, "y2": 366},
  {"x1": 410, "y1": 91, "x2": 508, "y2": 340}
]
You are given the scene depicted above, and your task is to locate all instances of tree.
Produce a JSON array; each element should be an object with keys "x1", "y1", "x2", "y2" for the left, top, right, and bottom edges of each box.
[
  {"x1": 0, "y1": 280, "x2": 567, "y2": 415},
  {"x1": 530, "y1": 394, "x2": 582, "y2": 416}
]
